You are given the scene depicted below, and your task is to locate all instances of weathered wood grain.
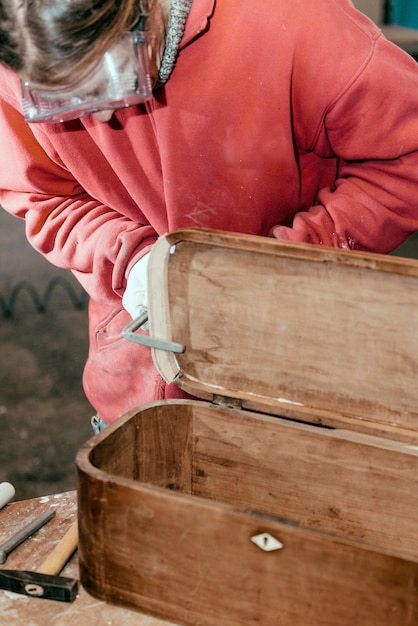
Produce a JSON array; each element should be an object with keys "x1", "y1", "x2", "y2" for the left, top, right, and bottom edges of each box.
[
  {"x1": 150, "y1": 229, "x2": 418, "y2": 440},
  {"x1": 0, "y1": 491, "x2": 177, "y2": 625},
  {"x1": 77, "y1": 403, "x2": 418, "y2": 626}
]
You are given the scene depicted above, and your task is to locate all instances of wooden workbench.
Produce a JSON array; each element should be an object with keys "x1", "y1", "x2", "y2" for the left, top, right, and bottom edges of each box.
[{"x1": 0, "y1": 491, "x2": 178, "y2": 625}]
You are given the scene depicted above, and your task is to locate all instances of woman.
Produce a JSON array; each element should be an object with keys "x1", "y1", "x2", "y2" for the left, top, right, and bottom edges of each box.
[{"x1": 0, "y1": 0, "x2": 418, "y2": 427}]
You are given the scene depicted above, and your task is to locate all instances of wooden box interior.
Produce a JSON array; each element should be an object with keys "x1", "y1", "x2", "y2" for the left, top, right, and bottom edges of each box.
[
  {"x1": 84, "y1": 400, "x2": 418, "y2": 560},
  {"x1": 146, "y1": 229, "x2": 418, "y2": 442}
]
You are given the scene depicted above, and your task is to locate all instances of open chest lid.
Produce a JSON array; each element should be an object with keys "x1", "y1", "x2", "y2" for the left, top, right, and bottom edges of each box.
[{"x1": 125, "y1": 228, "x2": 418, "y2": 441}]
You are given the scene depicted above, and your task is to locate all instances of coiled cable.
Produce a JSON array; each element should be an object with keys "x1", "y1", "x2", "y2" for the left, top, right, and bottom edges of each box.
[{"x1": 0, "y1": 277, "x2": 88, "y2": 317}]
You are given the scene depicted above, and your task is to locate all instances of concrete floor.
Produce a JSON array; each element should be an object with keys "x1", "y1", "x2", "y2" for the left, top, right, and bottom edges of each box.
[
  {"x1": 0, "y1": 210, "x2": 93, "y2": 501},
  {"x1": 1, "y1": 208, "x2": 418, "y2": 502}
]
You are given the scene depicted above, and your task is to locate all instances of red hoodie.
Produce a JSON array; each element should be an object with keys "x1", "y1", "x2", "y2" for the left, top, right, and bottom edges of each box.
[{"x1": 1, "y1": 0, "x2": 418, "y2": 422}]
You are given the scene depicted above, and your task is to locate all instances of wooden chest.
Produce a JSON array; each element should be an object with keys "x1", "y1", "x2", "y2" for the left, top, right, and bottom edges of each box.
[{"x1": 76, "y1": 228, "x2": 418, "y2": 626}]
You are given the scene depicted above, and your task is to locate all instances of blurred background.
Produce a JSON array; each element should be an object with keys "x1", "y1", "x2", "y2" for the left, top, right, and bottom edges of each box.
[{"x1": 0, "y1": 210, "x2": 93, "y2": 501}]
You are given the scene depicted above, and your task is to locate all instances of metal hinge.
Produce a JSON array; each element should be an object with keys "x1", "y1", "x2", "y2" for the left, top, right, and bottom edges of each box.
[{"x1": 212, "y1": 394, "x2": 242, "y2": 409}]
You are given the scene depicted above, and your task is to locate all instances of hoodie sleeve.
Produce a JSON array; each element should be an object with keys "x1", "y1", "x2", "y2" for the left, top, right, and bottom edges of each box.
[
  {"x1": 0, "y1": 79, "x2": 158, "y2": 306},
  {"x1": 272, "y1": 9, "x2": 418, "y2": 253}
]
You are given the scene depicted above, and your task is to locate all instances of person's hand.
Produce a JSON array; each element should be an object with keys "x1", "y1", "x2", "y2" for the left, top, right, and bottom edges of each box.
[{"x1": 122, "y1": 253, "x2": 150, "y2": 319}]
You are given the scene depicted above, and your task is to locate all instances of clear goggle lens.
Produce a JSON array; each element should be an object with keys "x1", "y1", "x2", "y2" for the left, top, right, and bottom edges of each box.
[{"x1": 21, "y1": 31, "x2": 152, "y2": 123}]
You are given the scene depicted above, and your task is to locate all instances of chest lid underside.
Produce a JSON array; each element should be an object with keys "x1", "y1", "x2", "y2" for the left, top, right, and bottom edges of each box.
[{"x1": 143, "y1": 228, "x2": 418, "y2": 441}]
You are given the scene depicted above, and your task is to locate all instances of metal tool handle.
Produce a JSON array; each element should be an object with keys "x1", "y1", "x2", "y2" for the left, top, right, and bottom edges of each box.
[
  {"x1": 36, "y1": 521, "x2": 78, "y2": 576},
  {"x1": 121, "y1": 308, "x2": 185, "y2": 353},
  {"x1": 0, "y1": 509, "x2": 55, "y2": 564}
]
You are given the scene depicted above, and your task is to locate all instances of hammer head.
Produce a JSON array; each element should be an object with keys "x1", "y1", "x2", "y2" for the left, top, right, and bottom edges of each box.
[{"x1": 0, "y1": 569, "x2": 78, "y2": 602}]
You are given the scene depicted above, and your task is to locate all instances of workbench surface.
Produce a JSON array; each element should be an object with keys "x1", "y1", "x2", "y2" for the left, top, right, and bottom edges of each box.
[{"x1": 0, "y1": 491, "x2": 178, "y2": 625}]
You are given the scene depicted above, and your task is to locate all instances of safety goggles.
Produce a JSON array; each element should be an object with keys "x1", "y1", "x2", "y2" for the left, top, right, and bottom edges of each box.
[{"x1": 21, "y1": 30, "x2": 153, "y2": 123}]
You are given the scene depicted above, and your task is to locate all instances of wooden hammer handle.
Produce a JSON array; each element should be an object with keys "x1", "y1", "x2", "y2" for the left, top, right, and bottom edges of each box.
[{"x1": 36, "y1": 521, "x2": 78, "y2": 576}]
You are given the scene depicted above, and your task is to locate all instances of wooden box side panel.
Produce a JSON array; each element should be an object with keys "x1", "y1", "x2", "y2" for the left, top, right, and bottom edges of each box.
[
  {"x1": 77, "y1": 469, "x2": 108, "y2": 597},
  {"x1": 79, "y1": 481, "x2": 418, "y2": 626},
  {"x1": 189, "y1": 406, "x2": 418, "y2": 559},
  {"x1": 87, "y1": 402, "x2": 194, "y2": 489},
  {"x1": 135, "y1": 401, "x2": 194, "y2": 493},
  {"x1": 89, "y1": 417, "x2": 138, "y2": 479}
]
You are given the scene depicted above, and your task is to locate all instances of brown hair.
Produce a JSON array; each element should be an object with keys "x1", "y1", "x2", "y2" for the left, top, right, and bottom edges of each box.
[{"x1": 0, "y1": 0, "x2": 144, "y2": 85}]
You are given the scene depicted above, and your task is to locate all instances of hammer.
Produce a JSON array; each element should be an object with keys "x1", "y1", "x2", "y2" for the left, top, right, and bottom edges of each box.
[{"x1": 0, "y1": 521, "x2": 78, "y2": 602}]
